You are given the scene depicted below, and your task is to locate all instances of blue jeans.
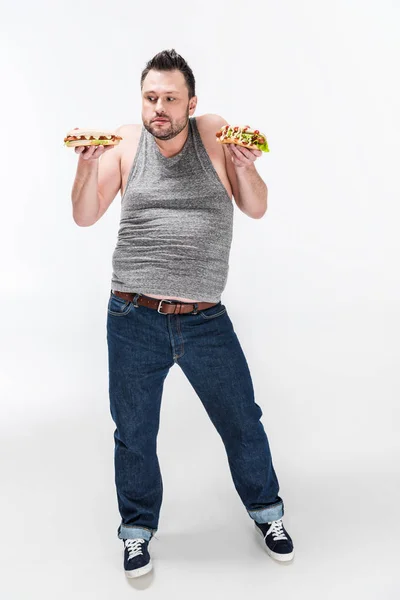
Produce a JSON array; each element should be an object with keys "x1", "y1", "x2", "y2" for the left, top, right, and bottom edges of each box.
[{"x1": 106, "y1": 290, "x2": 284, "y2": 542}]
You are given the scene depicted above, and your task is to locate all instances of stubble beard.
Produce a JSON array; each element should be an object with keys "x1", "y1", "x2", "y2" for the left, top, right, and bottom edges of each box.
[{"x1": 143, "y1": 105, "x2": 190, "y2": 141}]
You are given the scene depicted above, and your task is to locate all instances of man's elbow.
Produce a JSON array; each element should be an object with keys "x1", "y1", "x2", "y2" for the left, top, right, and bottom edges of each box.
[
  {"x1": 252, "y1": 207, "x2": 268, "y2": 219},
  {"x1": 73, "y1": 215, "x2": 97, "y2": 227},
  {"x1": 252, "y1": 198, "x2": 268, "y2": 219},
  {"x1": 239, "y1": 205, "x2": 267, "y2": 219},
  {"x1": 236, "y1": 201, "x2": 268, "y2": 219},
  {"x1": 254, "y1": 190, "x2": 268, "y2": 218}
]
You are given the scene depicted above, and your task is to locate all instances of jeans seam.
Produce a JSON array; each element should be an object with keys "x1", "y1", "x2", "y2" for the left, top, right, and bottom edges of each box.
[
  {"x1": 110, "y1": 292, "x2": 130, "y2": 305},
  {"x1": 108, "y1": 303, "x2": 133, "y2": 317},
  {"x1": 175, "y1": 315, "x2": 185, "y2": 359},
  {"x1": 120, "y1": 524, "x2": 156, "y2": 533},
  {"x1": 200, "y1": 308, "x2": 226, "y2": 320},
  {"x1": 249, "y1": 502, "x2": 282, "y2": 512}
]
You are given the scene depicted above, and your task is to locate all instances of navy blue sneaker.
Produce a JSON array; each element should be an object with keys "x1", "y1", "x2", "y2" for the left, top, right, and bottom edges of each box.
[
  {"x1": 254, "y1": 519, "x2": 294, "y2": 562},
  {"x1": 123, "y1": 538, "x2": 152, "y2": 578}
]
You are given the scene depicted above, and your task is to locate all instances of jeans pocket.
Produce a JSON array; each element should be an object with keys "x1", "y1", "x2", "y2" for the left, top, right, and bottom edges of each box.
[
  {"x1": 199, "y1": 302, "x2": 227, "y2": 320},
  {"x1": 107, "y1": 291, "x2": 133, "y2": 316}
]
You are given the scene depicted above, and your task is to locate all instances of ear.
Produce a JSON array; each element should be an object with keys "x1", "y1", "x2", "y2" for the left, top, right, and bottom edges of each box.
[{"x1": 189, "y1": 96, "x2": 198, "y2": 115}]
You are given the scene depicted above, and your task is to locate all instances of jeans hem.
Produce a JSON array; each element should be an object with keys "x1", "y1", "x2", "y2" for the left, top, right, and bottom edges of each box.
[
  {"x1": 247, "y1": 501, "x2": 284, "y2": 523},
  {"x1": 117, "y1": 523, "x2": 156, "y2": 541}
]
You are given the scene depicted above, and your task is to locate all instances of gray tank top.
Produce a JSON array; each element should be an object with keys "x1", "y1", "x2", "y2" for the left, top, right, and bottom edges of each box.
[{"x1": 110, "y1": 116, "x2": 234, "y2": 302}]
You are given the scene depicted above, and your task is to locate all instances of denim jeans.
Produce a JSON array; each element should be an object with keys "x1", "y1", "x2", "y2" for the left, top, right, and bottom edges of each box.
[{"x1": 106, "y1": 290, "x2": 284, "y2": 542}]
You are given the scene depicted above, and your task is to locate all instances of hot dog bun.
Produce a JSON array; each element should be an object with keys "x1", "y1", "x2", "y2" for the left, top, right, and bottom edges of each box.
[
  {"x1": 217, "y1": 137, "x2": 260, "y2": 151},
  {"x1": 64, "y1": 128, "x2": 123, "y2": 147}
]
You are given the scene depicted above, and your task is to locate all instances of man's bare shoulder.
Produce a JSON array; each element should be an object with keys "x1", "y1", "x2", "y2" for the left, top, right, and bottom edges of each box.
[
  {"x1": 114, "y1": 124, "x2": 142, "y2": 161},
  {"x1": 116, "y1": 123, "x2": 142, "y2": 141},
  {"x1": 195, "y1": 113, "x2": 228, "y2": 134}
]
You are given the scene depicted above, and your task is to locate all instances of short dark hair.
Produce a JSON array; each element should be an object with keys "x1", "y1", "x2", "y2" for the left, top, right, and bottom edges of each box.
[{"x1": 140, "y1": 49, "x2": 196, "y2": 99}]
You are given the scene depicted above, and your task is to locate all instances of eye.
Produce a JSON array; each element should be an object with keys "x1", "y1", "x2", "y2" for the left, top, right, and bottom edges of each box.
[
  {"x1": 147, "y1": 96, "x2": 156, "y2": 102},
  {"x1": 167, "y1": 97, "x2": 175, "y2": 101}
]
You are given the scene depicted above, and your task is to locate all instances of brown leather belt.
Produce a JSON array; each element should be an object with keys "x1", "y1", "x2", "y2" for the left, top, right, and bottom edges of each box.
[{"x1": 112, "y1": 290, "x2": 218, "y2": 315}]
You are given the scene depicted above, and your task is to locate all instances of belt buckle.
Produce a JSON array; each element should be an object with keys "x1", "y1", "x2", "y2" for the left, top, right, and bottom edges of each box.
[{"x1": 157, "y1": 299, "x2": 175, "y2": 314}]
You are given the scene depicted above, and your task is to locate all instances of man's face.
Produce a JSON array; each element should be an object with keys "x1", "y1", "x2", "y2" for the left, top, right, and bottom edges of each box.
[{"x1": 141, "y1": 69, "x2": 196, "y2": 140}]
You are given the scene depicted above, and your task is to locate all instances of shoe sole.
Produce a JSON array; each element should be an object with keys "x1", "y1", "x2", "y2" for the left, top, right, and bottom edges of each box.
[
  {"x1": 125, "y1": 560, "x2": 153, "y2": 578},
  {"x1": 254, "y1": 523, "x2": 295, "y2": 562}
]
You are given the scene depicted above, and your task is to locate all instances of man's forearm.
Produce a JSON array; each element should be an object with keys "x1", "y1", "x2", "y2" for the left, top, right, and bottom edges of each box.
[
  {"x1": 71, "y1": 157, "x2": 100, "y2": 226},
  {"x1": 235, "y1": 164, "x2": 268, "y2": 219}
]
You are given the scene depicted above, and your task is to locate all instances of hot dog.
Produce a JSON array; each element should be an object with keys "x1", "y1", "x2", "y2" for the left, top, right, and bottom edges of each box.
[
  {"x1": 216, "y1": 124, "x2": 269, "y2": 152},
  {"x1": 64, "y1": 128, "x2": 123, "y2": 147}
]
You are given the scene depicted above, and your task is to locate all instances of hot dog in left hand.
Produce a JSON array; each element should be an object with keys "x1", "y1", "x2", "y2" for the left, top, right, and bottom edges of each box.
[{"x1": 216, "y1": 124, "x2": 269, "y2": 152}]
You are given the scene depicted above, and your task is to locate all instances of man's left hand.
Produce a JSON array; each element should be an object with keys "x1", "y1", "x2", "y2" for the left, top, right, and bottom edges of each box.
[{"x1": 226, "y1": 143, "x2": 262, "y2": 169}]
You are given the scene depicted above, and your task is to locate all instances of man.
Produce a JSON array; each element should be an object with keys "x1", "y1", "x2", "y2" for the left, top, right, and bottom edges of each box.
[{"x1": 71, "y1": 49, "x2": 294, "y2": 578}]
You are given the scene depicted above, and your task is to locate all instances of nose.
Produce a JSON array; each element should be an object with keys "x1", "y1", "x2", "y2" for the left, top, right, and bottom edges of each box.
[{"x1": 155, "y1": 98, "x2": 166, "y2": 113}]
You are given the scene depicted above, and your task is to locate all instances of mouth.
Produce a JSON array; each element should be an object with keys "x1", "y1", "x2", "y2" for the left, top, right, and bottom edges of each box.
[{"x1": 152, "y1": 118, "x2": 169, "y2": 123}]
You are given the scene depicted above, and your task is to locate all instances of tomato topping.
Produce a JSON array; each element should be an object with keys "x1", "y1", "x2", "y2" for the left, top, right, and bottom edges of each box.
[{"x1": 254, "y1": 130, "x2": 259, "y2": 134}]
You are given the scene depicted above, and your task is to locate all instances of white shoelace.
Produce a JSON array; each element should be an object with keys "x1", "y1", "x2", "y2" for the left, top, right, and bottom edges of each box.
[
  {"x1": 125, "y1": 538, "x2": 146, "y2": 560},
  {"x1": 265, "y1": 519, "x2": 287, "y2": 541}
]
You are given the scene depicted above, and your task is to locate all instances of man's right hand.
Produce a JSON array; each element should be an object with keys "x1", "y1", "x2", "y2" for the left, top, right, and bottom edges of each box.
[{"x1": 75, "y1": 144, "x2": 116, "y2": 160}]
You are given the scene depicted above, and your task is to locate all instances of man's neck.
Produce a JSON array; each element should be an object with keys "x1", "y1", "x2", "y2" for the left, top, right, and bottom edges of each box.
[{"x1": 154, "y1": 121, "x2": 190, "y2": 158}]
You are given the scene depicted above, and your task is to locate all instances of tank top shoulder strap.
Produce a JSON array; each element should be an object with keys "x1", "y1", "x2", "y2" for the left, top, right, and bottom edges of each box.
[
  {"x1": 190, "y1": 116, "x2": 212, "y2": 166},
  {"x1": 122, "y1": 125, "x2": 146, "y2": 195},
  {"x1": 190, "y1": 117, "x2": 228, "y2": 195}
]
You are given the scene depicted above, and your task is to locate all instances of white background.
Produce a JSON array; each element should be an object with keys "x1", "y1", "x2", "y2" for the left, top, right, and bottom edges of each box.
[{"x1": 1, "y1": 0, "x2": 399, "y2": 597}]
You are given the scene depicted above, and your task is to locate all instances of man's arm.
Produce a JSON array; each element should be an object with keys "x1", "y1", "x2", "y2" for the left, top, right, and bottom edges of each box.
[
  {"x1": 214, "y1": 116, "x2": 268, "y2": 219},
  {"x1": 71, "y1": 126, "x2": 123, "y2": 226}
]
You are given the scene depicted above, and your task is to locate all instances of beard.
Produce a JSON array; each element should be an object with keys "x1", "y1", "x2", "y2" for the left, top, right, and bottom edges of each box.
[{"x1": 143, "y1": 105, "x2": 190, "y2": 140}]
